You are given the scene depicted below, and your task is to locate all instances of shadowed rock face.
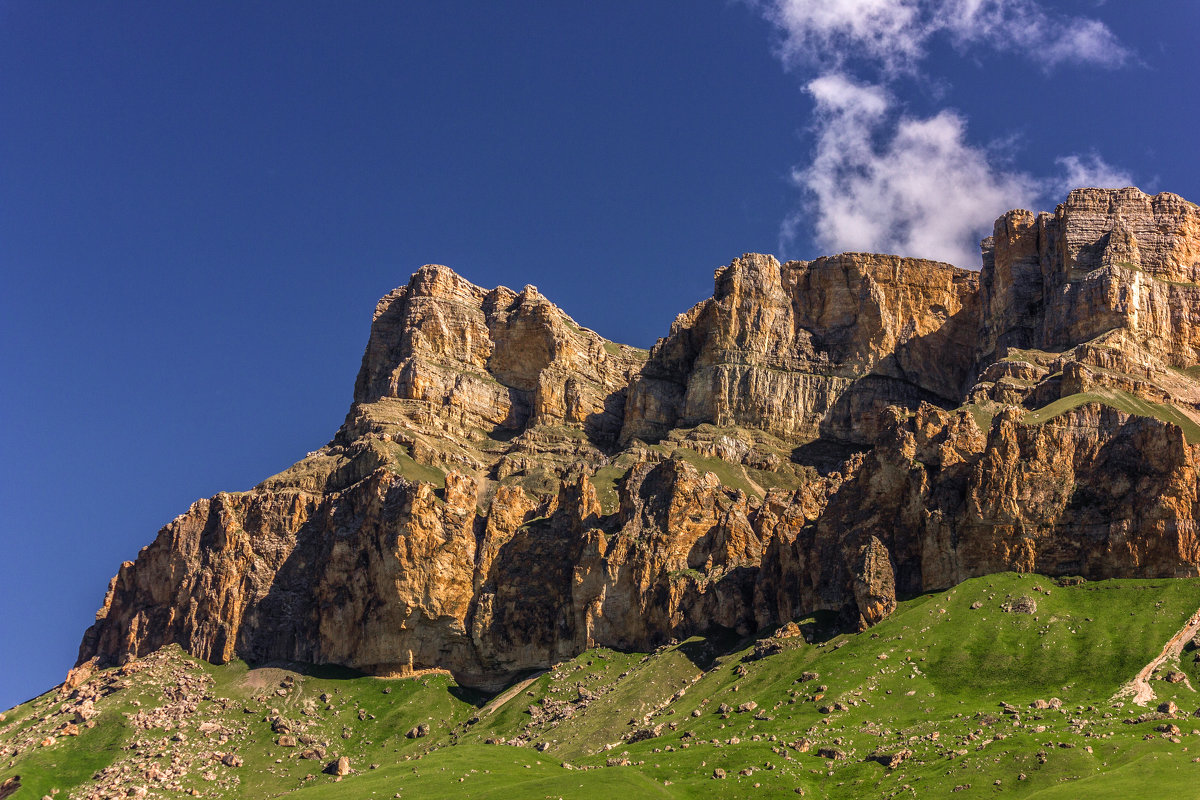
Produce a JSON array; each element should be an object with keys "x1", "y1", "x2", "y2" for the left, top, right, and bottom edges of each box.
[{"x1": 78, "y1": 188, "x2": 1200, "y2": 689}]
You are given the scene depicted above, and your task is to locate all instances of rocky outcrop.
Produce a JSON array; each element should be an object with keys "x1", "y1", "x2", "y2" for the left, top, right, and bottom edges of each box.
[
  {"x1": 981, "y1": 187, "x2": 1200, "y2": 366},
  {"x1": 620, "y1": 252, "x2": 980, "y2": 447},
  {"x1": 77, "y1": 188, "x2": 1200, "y2": 689}
]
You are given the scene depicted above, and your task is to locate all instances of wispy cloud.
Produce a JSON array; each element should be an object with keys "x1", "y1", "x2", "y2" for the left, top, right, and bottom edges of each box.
[
  {"x1": 764, "y1": 0, "x2": 1132, "y2": 75},
  {"x1": 790, "y1": 73, "x2": 1037, "y2": 267},
  {"x1": 759, "y1": 0, "x2": 1136, "y2": 266},
  {"x1": 1053, "y1": 153, "x2": 1134, "y2": 195}
]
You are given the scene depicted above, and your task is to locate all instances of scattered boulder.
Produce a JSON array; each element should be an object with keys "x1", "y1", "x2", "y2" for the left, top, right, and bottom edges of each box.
[
  {"x1": 626, "y1": 726, "x2": 660, "y2": 743},
  {"x1": 1159, "y1": 701, "x2": 1179, "y2": 715},
  {"x1": 1002, "y1": 597, "x2": 1037, "y2": 614},
  {"x1": 221, "y1": 753, "x2": 243, "y2": 768},
  {"x1": 405, "y1": 723, "x2": 430, "y2": 739},
  {"x1": 775, "y1": 621, "x2": 803, "y2": 639},
  {"x1": 1164, "y1": 671, "x2": 1186, "y2": 684},
  {"x1": 750, "y1": 639, "x2": 784, "y2": 660},
  {"x1": 737, "y1": 701, "x2": 758, "y2": 713},
  {"x1": 817, "y1": 747, "x2": 848, "y2": 760},
  {"x1": 325, "y1": 756, "x2": 350, "y2": 776},
  {"x1": 869, "y1": 749, "x2": 912, "y2": 769}
]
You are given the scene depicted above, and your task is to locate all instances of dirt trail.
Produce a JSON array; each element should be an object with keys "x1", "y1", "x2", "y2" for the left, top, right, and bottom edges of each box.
[
  {"x1": 1115, "y1": 604, "x2": 1200, "y2": 706},
  {"x1": 481, "y1": 672, "x2": 546, "y2": 717}
]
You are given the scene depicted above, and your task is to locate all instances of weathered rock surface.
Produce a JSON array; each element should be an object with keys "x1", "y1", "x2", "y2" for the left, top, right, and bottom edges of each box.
[
  {"x1": 78, "y1": 188, "x2": 1200, "y2": 689},
  {"x1": 620, "y1": 251, "x2": 980, "y2": 446}
]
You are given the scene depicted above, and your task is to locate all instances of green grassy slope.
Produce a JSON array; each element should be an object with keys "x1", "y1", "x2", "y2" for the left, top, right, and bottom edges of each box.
[{"x1": 4, "y1": 574, "x2": 1200, "y2": 799}]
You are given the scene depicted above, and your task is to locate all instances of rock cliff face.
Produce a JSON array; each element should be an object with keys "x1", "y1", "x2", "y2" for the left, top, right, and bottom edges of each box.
[{"x1": 78, "y1": 188, "x2": 1200, "y2": 689}]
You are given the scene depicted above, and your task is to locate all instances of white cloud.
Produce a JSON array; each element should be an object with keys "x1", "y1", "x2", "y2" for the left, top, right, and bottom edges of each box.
[
  {"x1": 764, "y1": 0, "x2": 925, "y2": 74},
  {"x1": 787, "y1": 73, "x2": 1038, "y2": 267},
  {"x1": 1053, "y1": 153, "x2": 1134, "y2": 194},
  {"x1": 760, "y1": 0, "x2": 1136, "y2": 266},
  {"x1": 763, "y1": 0, "x2": 1132, "y2": 73}
]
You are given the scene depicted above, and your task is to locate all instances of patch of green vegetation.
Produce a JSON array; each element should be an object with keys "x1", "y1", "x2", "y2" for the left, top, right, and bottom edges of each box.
[
  {"x1": 1172, "y1": 364, "x2": 1200, "y2": 382},
  {"x1": 961, "y1": 401, "x2": 997, "y2": 433},
  {"x1": 1002, "y1": 347, "x2": 1061, "y2": 365},
  {"x1": 1114, "y1": 261, "x2": 1200, "y2": 289},
  {"x1": 386, "y1": 443, "x2": 447, "y2": 488},
  {"x1": 0, "y1": 688, "x2": 133, "y2": 798},
  {"x1": 590, "y1": 465, "x2": 630, "y2": 514},
  {"x1": 746, "y1": 465, "x2": 804, "y2": 493},
  {"x1": 656, "y1": 444, "x2": 763, "y2": 498},
  {"x1": 499, "y1": 466, "x2": 562, "y2": 501},
  {"x1": 1023, "y1": 389, "x2": 1200, "y2": 444},
  {"x1": 528, "y1": 423, "x2": 589, "y2": 441},
  {"x1": 667, "y1": 568, "x2": 705, "y2": 583}
]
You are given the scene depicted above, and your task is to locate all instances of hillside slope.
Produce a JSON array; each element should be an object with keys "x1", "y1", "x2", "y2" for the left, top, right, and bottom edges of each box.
[{"x1": 5, "y1": 575, "x2": 1200, "y2": 798}]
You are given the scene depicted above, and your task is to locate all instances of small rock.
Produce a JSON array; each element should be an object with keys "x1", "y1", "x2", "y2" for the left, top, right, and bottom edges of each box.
[{"x1": 713, "y1": 768, "x2": 726, "y2": 779}]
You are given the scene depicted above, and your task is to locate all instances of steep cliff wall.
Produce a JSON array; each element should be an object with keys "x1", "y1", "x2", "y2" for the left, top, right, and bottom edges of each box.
[{"x1": 77, "y1": 188, "x2": 1200, "y2": 689}]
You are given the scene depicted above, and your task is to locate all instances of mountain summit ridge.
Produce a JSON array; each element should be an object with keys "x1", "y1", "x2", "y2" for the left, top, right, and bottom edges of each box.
[{"x1": 77, "y1": 187, "x2": 1200, "y2": 689}]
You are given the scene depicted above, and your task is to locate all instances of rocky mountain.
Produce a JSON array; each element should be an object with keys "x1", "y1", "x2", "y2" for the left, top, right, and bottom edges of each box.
[{"x1": 76, "y1": 187, "x2": 1200, "y2": 691}]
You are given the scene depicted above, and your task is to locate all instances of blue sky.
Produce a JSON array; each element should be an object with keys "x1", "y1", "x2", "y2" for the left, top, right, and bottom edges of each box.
[{"x1": 1, "y1": 1, "x2": 1197, "y2": 709}]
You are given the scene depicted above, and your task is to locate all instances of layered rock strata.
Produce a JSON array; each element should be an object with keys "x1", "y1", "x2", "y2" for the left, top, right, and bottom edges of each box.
[{"x1": 78, "y1": 188, "x2": 1200, "y2": 689}]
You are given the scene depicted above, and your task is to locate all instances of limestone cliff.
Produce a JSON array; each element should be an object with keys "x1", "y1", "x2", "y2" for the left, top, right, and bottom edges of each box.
[{"x1": 77, "y1": 187, "x2": 1200, "y2": 689}]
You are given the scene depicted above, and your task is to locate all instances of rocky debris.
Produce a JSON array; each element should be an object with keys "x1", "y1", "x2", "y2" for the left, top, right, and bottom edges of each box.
[
  {"x1": 1158, "y1": 701, "x2": 1179, "y2": 715},
  {"x1": 48, "y1": 648, "x2": 252, "y2": 799},
  {"x1": 73, "y1": 188, "x2": 1200, "y2": 693},
  {"x1": 868, "y1": 749, "x2": 912, "y2": 769},
  {"x1": 405, "y1": 723, "x2": 430, "y2": 739},
  {"x1": 625, "y1": 726, "x2": 661, "y2": 744},
  {"x1": 712, "y1": 768, "x2": 726, "y2": 779},
  {"x1": 1163, "y1": 671, "x2": 1186, "y2": 684},
  {"x1": 748, "y1": 638, "x2": 785, "y2": 661},
  {"x1": 1003, "y1": 597, "x2": 1038, "y2": 615}
]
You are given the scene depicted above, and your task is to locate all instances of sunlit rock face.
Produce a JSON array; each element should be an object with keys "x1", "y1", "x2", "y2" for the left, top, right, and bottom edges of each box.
[{"x1": 79, "y1": 188, "x2": 1200, "y2": 689}]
